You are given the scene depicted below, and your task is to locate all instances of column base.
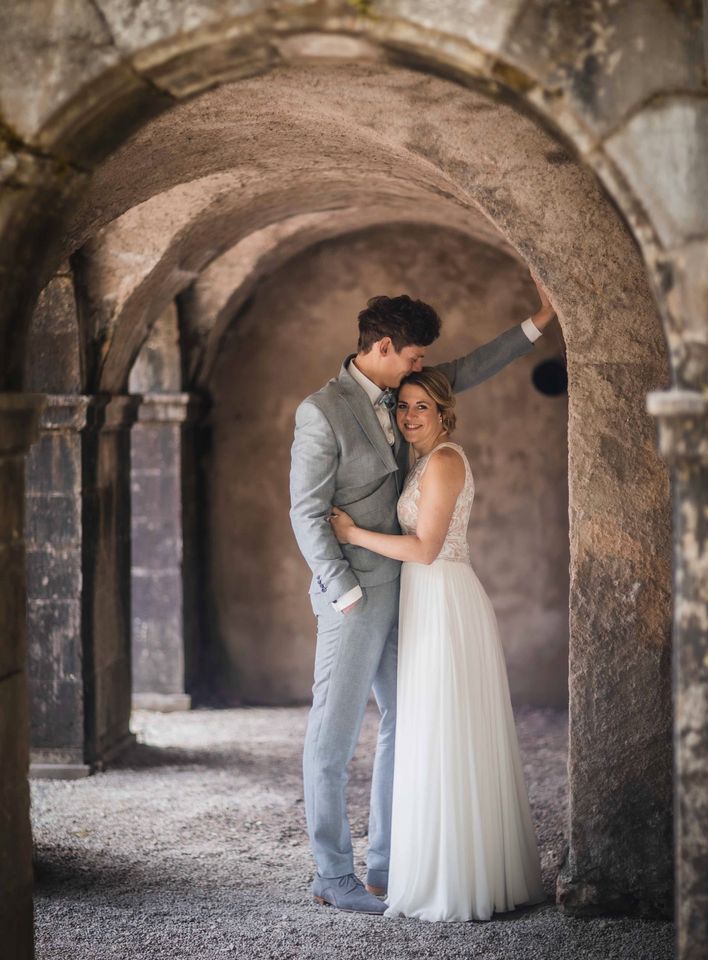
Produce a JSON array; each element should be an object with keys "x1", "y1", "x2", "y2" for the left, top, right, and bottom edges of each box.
[
  {"x1": 30, "y1": 762, "x2": 91, "y2": 780},
  {"x1": 132, "y1": 692, "x2": 192, "y2": 712}
]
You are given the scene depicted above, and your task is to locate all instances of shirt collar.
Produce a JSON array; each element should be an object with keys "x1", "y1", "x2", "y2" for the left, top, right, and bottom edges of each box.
[{"x1": 347, "y1": 357, "x2": 386, "y2": 407}]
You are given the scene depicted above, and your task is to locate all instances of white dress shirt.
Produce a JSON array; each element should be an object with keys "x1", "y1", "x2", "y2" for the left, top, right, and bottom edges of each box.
[
  {"x1": 332, "y1": 317, "x2": 542, "y2": 612},
  {"x1": 348, "y1": 356, "x2": 398, "y2": 446}
]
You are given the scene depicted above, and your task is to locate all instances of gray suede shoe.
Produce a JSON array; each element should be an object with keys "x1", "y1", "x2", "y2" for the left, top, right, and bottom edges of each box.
[{"x1": 311, "y1": 873, "x2": 386, "y2": 914}]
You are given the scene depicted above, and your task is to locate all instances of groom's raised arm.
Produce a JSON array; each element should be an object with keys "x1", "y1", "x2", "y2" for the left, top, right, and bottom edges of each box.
[
  {"x1": 434, "y1": 318, "x2": 541, "y2": 394},
  {"x1": 289, "y1": 399, "x2": 360, "y2": 605}
]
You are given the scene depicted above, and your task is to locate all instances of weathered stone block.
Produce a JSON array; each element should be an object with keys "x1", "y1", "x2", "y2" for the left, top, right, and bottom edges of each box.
[
  {"x1": 95, "y1": 0, "x2": 262, "y2": 54},
  {"x1": 131, "y1": 519, "x2": 181, "y2": 570},
  {"x1": 25, "y1": 274, "x2": 82, "y2": 392},
  {"x1": 132, "y1": 599, "x2": 185, "y2": 694},
  {"x1": 605, "y1": 98, "x2": 708, "y2": 251},
  {"x1": 26, "y1": 599, "x2": 82, "y2": 675},
  {"x1": 377, "y1": 0, "x2": 523, "y2": 55},
  {"x1": 128, "y1": 302, "x2": 181, "y2": 392},
  {"x1": 130, "y1": 467, "x2": 180, "y2": 517},
  {"x1": 131, "y1": 571, "x2": 183, "y2": 625},
  {"x1": 505, "y1": 0, "x2": 704, "y2": 142},
  {"x1": 131, "y1": 423, "x2": 180, "y2": 463},
  {"x1": 26, "y1": 431, "x2": 81, "y2": 497},
  {"x1": 0, "y1": 1, "x2": 119, "y2": 133},
  {"x1": 27, "y1": 599, "x2": 84, "y2": 750},
  {"x1": 25, "y1": 546, "x2": 82, "y2": 600},
  {"x1": 657, "y1": 241, "x2": 708, "y2": 392},
  {"x1": 24, "y1": 493, "x2": 80, "y2": 546},
  {"x1": 0, "y1": 0, "x2": 175, "y2": 169}
]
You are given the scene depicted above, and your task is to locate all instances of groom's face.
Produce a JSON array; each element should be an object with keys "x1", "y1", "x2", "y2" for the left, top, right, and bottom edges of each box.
[{"x1": 379, "y1": 341, "x2": 426, "y2": 388}]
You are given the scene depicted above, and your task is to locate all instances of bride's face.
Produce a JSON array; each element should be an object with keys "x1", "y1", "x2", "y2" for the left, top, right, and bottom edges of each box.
[{"x1": 396, "y1": 384, "x2": 442, "y2": 446}]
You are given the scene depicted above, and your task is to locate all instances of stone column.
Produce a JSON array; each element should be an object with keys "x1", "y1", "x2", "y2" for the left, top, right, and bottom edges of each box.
[
  {"x1": 130, "y1": 393, "x2": 201, "y2": 711},
  {"x1": 0, "y1": 393, "x2": 45, "y2": 960},
  {"x1": 26, "y1": 396, "x2": 91, "y2": 777},
  {"x1": 82, "y1": 396, "x2": 139, "y2": 768},
  {"x1": 647, "y1": 388, "x2": 708, "y2": 960},
  {"x1": 26, "y1": 395, "x2": 139, "y2": 776}
]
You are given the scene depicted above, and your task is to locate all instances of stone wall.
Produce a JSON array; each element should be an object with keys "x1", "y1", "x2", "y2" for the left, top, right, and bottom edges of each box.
[
  {"x1": 0, "y1": 3, "x2": 702, "y2": 956},
  {"x1": 207, "y1": 224, "x2": 569, "y2": 707}
]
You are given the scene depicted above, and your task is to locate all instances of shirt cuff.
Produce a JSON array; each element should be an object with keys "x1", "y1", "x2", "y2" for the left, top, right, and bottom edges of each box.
[
  {"x1": 332, "y1": 584, "x2": 363, "y2": 612},
  {"x1": 521, "y1": 316, "x2": 543, "y2": 343}
]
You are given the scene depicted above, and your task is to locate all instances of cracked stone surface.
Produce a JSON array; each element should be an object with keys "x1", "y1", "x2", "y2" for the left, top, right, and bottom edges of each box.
[{"x1": 31, "y1": 706, "x2": 674, "y2": 959}]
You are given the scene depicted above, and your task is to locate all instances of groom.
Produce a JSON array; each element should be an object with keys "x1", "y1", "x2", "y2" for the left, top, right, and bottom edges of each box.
[{"x1": 289, "y1": 279, "x2": 554, "y2": 913}]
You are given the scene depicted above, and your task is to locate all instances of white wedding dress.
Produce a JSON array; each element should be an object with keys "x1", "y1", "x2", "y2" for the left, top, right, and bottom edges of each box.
[{"x1": 384, "y1": 442, "x2": 545, "y2": 923}]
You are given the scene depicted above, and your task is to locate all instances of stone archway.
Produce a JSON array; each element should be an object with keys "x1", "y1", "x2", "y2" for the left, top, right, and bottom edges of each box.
[
  {"x1": 0, "y1": 6, "x2": 704, "y2": 959},
  {"x1": 42, "y1": 59, "x2": 671, "y2": 920}
]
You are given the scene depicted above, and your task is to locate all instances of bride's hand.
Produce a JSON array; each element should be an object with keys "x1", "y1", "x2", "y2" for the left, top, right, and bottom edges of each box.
[{"x1": 327, "y1": 507, "x2": 356, "y2": 544}]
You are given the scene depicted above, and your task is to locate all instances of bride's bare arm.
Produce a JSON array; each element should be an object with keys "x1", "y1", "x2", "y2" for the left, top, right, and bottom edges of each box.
[{"x1": 328, "y1": 448, "x2": 464, "y2": 565}]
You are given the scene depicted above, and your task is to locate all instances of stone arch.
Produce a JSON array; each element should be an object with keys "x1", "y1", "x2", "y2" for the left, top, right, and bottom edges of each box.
[
  {"x1": 0, "y1": 5, "x2": 704, "y2": 959},
  {"x1": 50, "y1": 61, "x2": 672, "y2": 920},
  {"x1": 0, "y1": 5, "x2": 703, "y2": 382}
]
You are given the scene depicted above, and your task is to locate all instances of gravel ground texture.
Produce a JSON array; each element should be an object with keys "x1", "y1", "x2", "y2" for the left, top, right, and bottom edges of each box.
[{"x1": 31, "y1": 706, "x2": 675, "y2": 960}]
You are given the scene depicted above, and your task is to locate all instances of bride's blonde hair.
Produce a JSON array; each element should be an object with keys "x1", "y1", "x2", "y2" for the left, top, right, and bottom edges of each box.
[{"x1": 400, "y1": 368, "x2": 456, "y2": 434}]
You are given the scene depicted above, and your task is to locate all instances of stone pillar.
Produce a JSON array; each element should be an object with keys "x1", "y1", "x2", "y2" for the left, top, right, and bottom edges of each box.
[
  {"x1": 26, "y1": 395, "x2": 139, "y2": 776},
  {"x1": 130, "y1": 393, "x2": 201, "y2": 711},
  {"x1": 0, "y1": 393, "x2": 45, "y2": 960},
  {"x1": 26, "y1": 397, "x2": 91, "y2": 777},
  {"x1": 647, "y1": 388, "x2": 708, "y2": 960},
  {"x1": 81, "y1": 396, "x2": 139, "y2": 768}
]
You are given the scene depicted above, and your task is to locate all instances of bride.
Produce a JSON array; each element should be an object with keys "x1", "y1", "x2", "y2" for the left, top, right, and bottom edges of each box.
[{"x1": 328, "y1": 368, "x2": 545, "y2": 923}]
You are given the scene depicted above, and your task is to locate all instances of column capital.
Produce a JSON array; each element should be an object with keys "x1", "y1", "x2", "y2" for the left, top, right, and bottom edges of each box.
[
  {"x1": 37, "y1": 395, "x2": 141, "y2": 433},
  {"x1": 39, "y1": 394, "x2": 92, "y2": 432},
  {"x1": 0, "y1": 393, "x2": 46, "y2": 455},
  {"x1": 83, "y1": 395, "x2": 140, "y2": 433},
  {"x1": 647, "y1": 389, "x2": 708, "y2": 465},
  {"x1": 133, "y1": 392, "x2": 204, "y2": 425}
]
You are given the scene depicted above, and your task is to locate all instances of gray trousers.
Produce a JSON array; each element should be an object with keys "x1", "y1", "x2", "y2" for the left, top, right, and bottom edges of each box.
[{"x1": 303, "y1": 578, "x2": 399, "y2": 886}]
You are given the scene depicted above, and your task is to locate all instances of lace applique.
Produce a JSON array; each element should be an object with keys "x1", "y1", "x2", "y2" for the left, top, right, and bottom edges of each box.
[{"x1": 397, "y1": 442, "x2": 475, "y2": 563}]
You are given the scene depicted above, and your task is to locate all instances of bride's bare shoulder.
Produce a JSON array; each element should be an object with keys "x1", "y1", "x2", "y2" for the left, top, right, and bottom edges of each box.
[{"x1": 422, "y1": 444, "x2": 466, "y2": 491}]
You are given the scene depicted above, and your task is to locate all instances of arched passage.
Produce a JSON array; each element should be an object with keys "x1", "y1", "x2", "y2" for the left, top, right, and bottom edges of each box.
[
  {"x1": 1, "y1": 6, "x2": 704, "y2": 958},
  {"x1": 33, "y1": 57, "x2": 670, "y2": 919},
  {"x1": 204, "y1": 221, "x2": 570, "y2": 708}
]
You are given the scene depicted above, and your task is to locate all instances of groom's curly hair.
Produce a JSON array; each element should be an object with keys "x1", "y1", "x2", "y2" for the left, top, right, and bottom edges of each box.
[{"x1": 357, "y1": 295, "x2": 441, "y2": 354}]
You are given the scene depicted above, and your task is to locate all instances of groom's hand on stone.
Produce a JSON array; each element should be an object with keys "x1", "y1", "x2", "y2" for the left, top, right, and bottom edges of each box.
[{"x1": 529, "y1": 269, "x2": 556, "y2": 332}]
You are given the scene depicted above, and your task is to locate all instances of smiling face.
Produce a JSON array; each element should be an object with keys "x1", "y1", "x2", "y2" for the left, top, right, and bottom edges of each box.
[{"x1": 396, "y1": 382, "x2": 444, "y2": 448}]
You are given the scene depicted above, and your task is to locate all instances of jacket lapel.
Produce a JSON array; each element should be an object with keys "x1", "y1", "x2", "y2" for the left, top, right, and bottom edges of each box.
[
  {"x1": 335, "y1": 358, "x2": 398, "y2": 473},
  {"x1": 395, "y1": 429, "x2": 410, "y2": 479}
]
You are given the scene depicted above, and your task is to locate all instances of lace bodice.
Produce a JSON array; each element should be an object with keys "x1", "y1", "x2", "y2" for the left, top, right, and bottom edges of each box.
[{"x1": 397, "y1": 442, "x2": 475, "y2": 563}]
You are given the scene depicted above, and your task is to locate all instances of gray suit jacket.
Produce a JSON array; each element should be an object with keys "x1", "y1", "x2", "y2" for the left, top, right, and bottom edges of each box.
[{"x1": 289, "y1": 324, "x2": 534, "y2": 611}]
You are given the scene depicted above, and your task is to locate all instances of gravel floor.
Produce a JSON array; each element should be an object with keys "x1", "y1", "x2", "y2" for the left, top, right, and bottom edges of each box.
[{"x1": 32, "y1": 706, "x2": 674, "y2": 959}]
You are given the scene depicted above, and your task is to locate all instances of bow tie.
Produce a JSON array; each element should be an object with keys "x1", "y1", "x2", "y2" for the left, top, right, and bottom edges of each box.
[{"x1": 378, "y1": 389, "x2": 397, "y2": 411}]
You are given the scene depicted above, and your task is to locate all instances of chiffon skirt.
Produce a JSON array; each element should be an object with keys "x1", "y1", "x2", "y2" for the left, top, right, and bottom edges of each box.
[{"x1": 384, "y1": 559, "x2": 544, "y2": 923}]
